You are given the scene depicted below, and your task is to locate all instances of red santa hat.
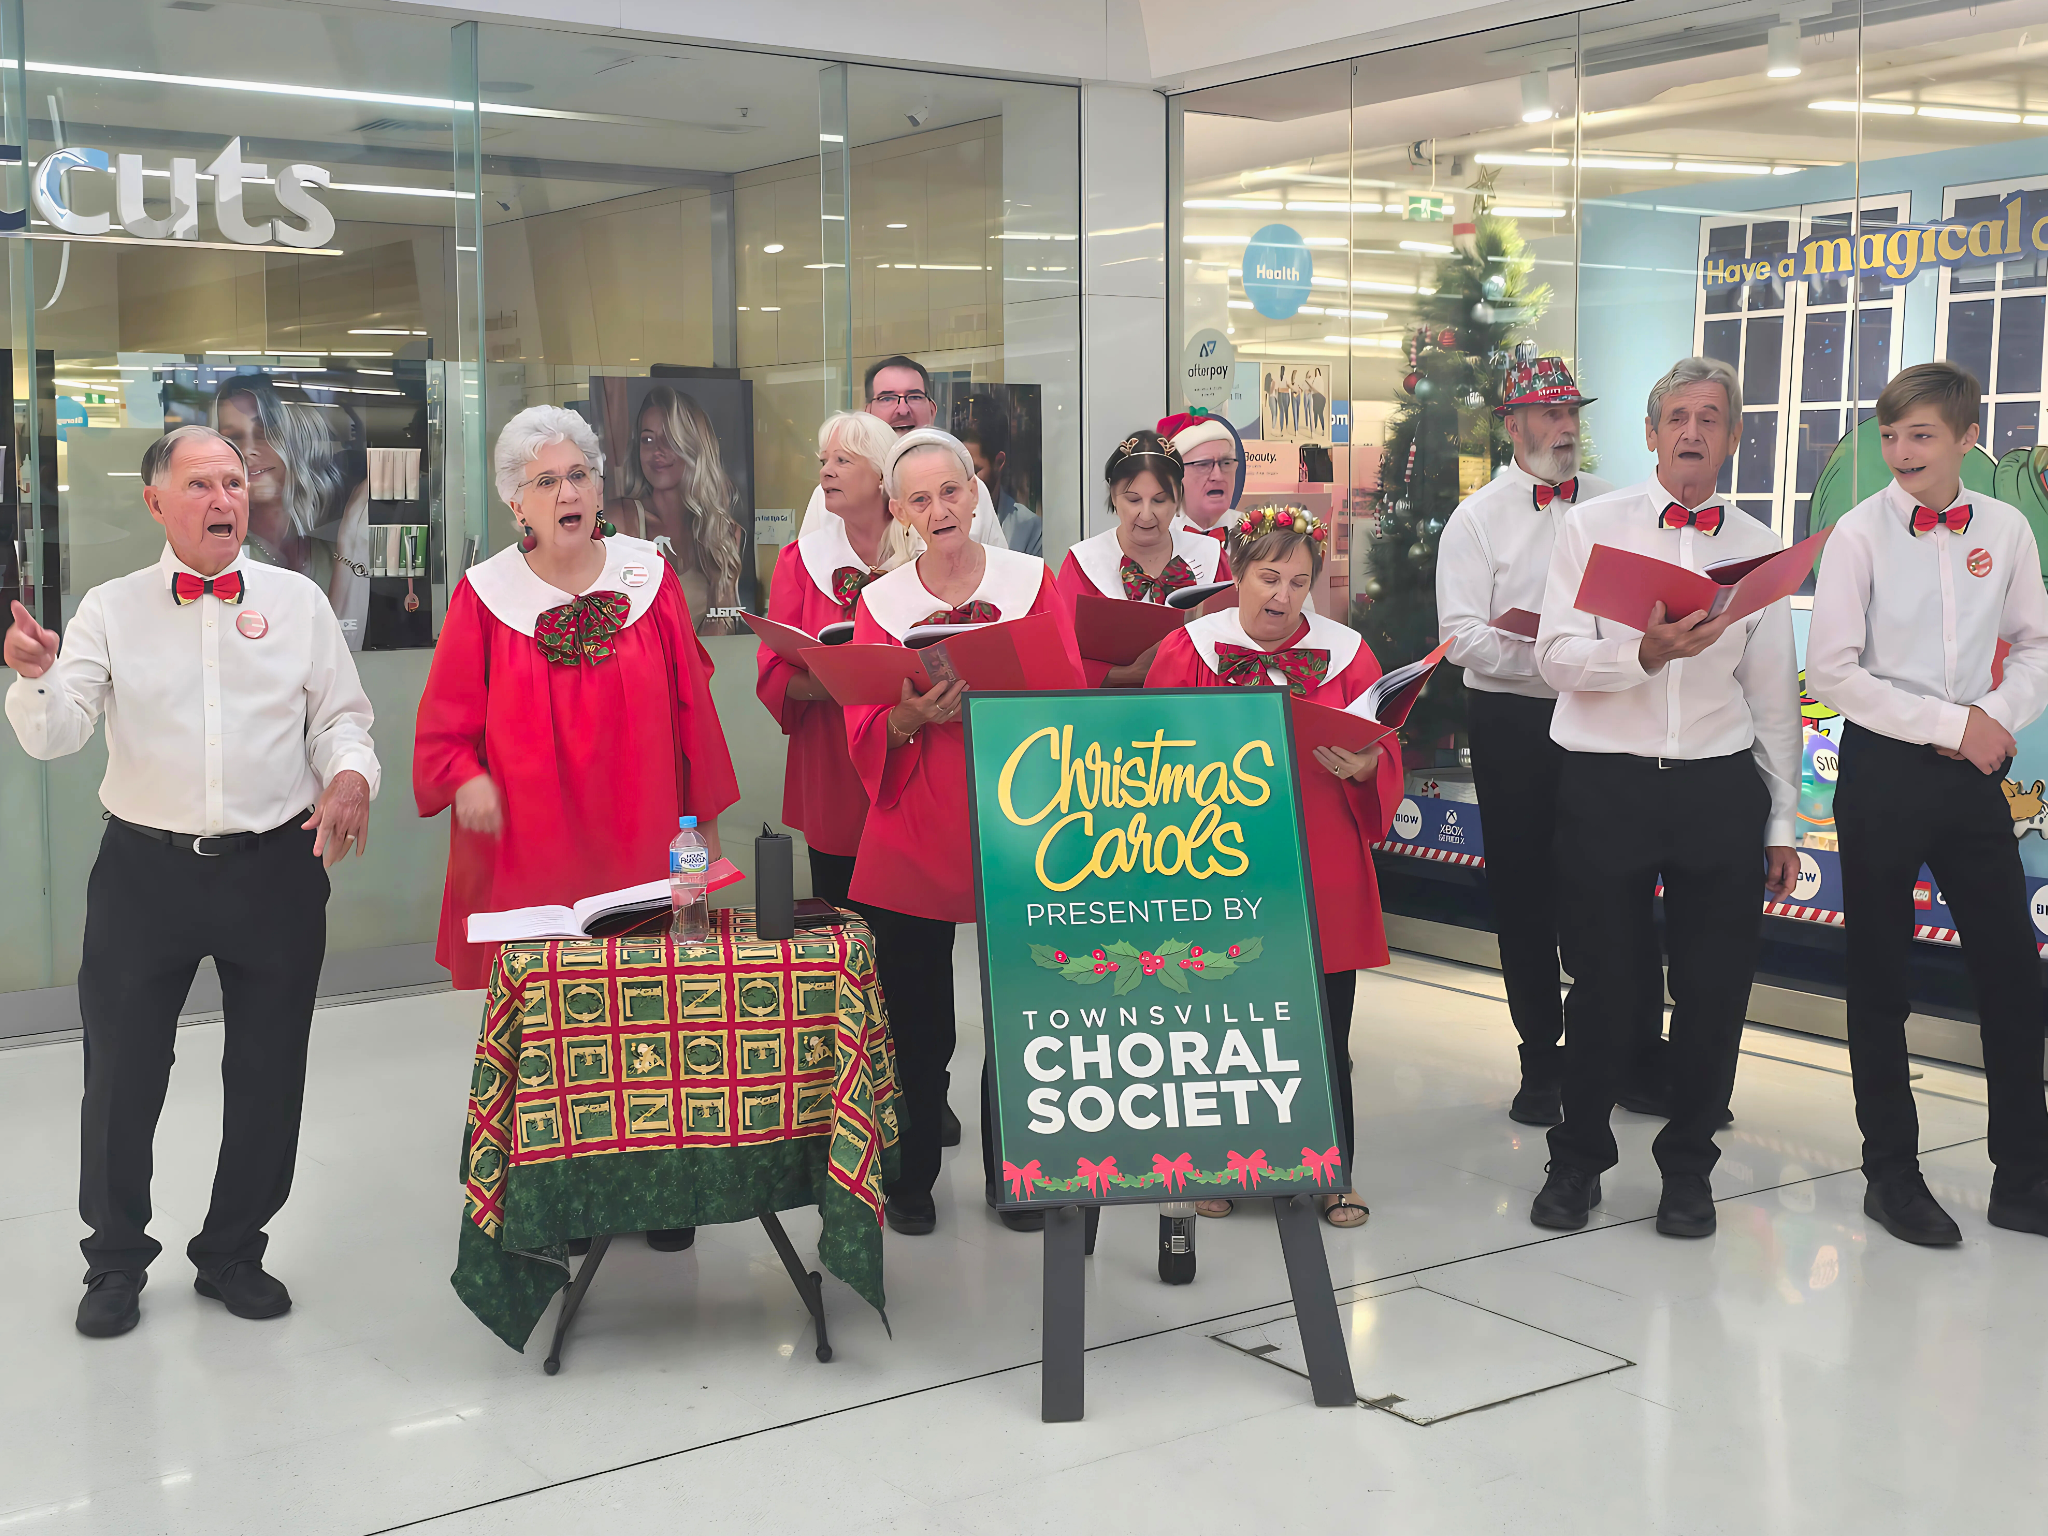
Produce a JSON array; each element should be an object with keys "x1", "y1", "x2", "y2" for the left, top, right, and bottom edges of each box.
[{"x1": 1158, "y1": 412, "x2": 1234, "y2": 457}]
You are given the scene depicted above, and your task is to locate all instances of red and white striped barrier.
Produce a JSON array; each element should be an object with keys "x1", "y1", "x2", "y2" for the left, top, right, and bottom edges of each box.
[{"x1": 1372, "y1": 840, "x2": 1484, "y2": 868}]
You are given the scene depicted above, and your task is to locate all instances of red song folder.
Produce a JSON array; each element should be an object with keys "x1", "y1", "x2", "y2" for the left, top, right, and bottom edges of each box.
[
  {"x1": 799, "y1": 610, "x2": 1080, "y2": 705},
  {"x1": 1573, "y1": 526, "x2": 1832, "y2": 631},
  {"x1": 1285, "y1": 637, "x2": 1454, "y2": 756},
  {"x1": 742, "y1": 611, "x2": 856, "y2": 667},
  {"x1": 1492, "y1": 607, "x2": 1541, "y2": 639},
  {"x1": 1073, "y1": 593, "x2": 1189, "y2": 665}
]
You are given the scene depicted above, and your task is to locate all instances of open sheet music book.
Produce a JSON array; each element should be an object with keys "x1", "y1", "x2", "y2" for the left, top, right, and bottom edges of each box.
[{"x1": 466, "y1": 861, "x2": 743, "y2": 943}]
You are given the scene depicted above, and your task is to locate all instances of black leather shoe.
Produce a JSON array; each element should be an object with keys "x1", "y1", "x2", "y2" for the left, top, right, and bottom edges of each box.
[
  {"x1": 194, "y1": 1259, "x2": 292, "y2": 1320},
  {"x1": 1000, "y1": 1206, "x2": 1047, "y2": 1233},
  {"x1": 884, "y1": 1193, "x2": 937, "y2": 1235},
  {"x1": 1615, "y1": 1083, "x2": 1670, "y2": 1117},
  {"x1": 940, "y1": 1102, "x2": 962, "y2": 1148},
  {"x1": 1158, "y1": 1213, "x2": 1196, "y2": 1283},
  {"x1": 76, "y1": 1271, "x2": 144, "y2": 1338},
  {"x1": 1987, "y1": 1177, "x2": 2048, "y2": 1237},
  {"x1": 645, "y1": 1228, "x2": 697, "y2": 1252},
  {"x1": 1508, "y1": 1080, "x2": 1563, "y2": 1127},
  {"x1": 1530, "y1": 1163, "x2": 1602, "y2": 1230},
  {"x1": 1864, "y1": 1174, "x2": 1962, "y2": 1246},
  {"x1": 1655, "y1": 1174, "x2": 1717, "y2": 1238}
]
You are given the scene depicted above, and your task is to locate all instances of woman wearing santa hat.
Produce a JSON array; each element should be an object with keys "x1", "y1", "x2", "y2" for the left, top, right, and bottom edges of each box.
[
  {"x1": 846, "y1": 428, "x2": 1084, "y2": 1238},
  {"x1": 1146, "y1": 501, "x2": 1397, "y2": 1231},
  {"x1": 1054, "y1": 430, "x2": 1227, "y2": 687},
  {"x1": 1158, "y1": 411, "x2": 1245, "y2": 542}
]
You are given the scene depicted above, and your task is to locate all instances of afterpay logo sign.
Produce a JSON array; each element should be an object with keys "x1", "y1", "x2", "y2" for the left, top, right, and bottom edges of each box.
[{"x1": 3, "y1": 135, "x2": 335, "y2": 250}]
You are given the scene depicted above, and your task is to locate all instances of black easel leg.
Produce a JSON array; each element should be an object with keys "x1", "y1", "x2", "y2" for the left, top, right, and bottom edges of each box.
[
  {"x1": 543, "y1": 1234, "x2": 613, "y2": 1376},
  {"x1": 758, "y1": 1211, "x2": 833, "y2": 1363},
  {"x1": 1271, "y1": 1195, "x2": 1357, "y2": 1407},
  {"x1": 1041, "y1": 1204, "x2": 1087, "y2": 1422}
]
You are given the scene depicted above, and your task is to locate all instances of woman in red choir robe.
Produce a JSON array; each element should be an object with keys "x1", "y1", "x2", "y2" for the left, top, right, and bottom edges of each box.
[
  {"x1": 1055, "y1": 429, "x2": 1227, "y2": 687},
  {"x1": 756, "y1": 409, "x2": 908, "y2": 910},
  {"x1": 846, "y1": 427, "x2": 1082, "y2": 1239},
  {"x1": 415, "y1": 405, "x2": 740, "y2": 996},
  {"x1": 1146, "y1": 503, "x2": 1397, "y2": 1231}
]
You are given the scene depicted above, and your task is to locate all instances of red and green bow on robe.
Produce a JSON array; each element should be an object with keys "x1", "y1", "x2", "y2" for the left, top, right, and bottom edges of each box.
[
  {"x1": 1213, "y1": 640, "x2": 1329, "y2": 697},
  {"x1": 831, "y1": 564, "x2": 885, "y2": 607},
  {"x1": 918, "y1": 599, "x2": 1001, "y2": 626},
  {"x1": 535, "y1": 590, "x2": 631, "y2": 667},
  {"x1": 1119, "y1": 553, "x2": 1196, "y2": 603}
]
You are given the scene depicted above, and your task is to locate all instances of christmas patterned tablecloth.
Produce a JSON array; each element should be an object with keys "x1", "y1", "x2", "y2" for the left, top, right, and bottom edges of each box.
[{"x1": 453, "y1": 908, "x2": 900, "y2": 1350}]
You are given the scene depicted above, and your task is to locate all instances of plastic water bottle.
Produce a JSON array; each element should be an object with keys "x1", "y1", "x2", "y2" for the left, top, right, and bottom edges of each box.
[{"x1": 669, "y1": 815, "x2": 711, "y2": 943}]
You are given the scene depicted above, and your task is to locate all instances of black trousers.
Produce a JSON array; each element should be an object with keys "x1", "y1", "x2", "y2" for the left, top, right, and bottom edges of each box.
[
  {"x1": 1324, "y1": 970, "x2": 1358, "y2": 1162},
  {"x1": 1467, "y1": 689, "x2": 1668, "y2": 1088},
  {"x1": 1835, "y1": 724, "x2": 2048, "y2": 1191},
  {"x1": 865, "y1": 905, "x2": 987, "y2": 1201},
  {"x1": 806, "y1": 847, "x2": 858, "y2": 909},
  {"x1": 78, "y1": 817, "x2": 329, "y2": 1279},
  {"x1": 1550, "y1": 751, "x2": 1767, "y2": 1180}
]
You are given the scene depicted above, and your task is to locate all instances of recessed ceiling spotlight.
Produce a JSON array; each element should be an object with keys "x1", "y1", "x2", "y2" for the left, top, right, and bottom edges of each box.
[
  {"x1": 762, "y1": 243, "x2": 784, "y2": 253},
  {"x1": 887, "y1": 222, "x2": 908, "y2": 229}
]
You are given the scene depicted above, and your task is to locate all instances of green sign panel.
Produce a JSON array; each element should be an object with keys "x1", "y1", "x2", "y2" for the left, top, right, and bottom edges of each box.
[{"x1": 964, "y1": 688, "x2": 1346, "y2": 1207}]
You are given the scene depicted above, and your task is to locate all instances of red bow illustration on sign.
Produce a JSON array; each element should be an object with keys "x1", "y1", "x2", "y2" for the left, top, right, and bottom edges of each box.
[
  {"x1": 1226, "y1": 1149, "x2": 1270, "y2": 1189},
  {"x1": 1077, "y1": 1156, "x2": 1120, "y2": 1198},
  {"x1": 1152, "y1": 1152, "x2": 1194, "y2": 1193},
  {"x1": 1301, "y1": 1146, "x2": 1344, "y2": 1185},
  {"x1": 1002, "y1": 1159, "x2": 1043, "y2": 1202}
]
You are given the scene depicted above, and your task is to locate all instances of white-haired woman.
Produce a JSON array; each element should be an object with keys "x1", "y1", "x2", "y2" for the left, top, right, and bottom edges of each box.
[
  {"x1": 845, "y1": 429, "x2": 1083, "y2": 1237},
  {"x1": 605, "y1": 384, "x2": 748, "y2": 635},
  {"x1": 214, "y1": 373, "x2": 371, "y2": 648},
  {"x1": 414, "y1": 404, "x2": 739, "y2": 991},
  {"x1": 756, "y1": 410, "x2": 909, "y2": 912}
]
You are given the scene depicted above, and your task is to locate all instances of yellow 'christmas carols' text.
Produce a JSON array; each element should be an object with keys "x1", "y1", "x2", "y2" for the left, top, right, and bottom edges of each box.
[{"x1": 996, "y1": 727, "x2": 1268, "y2": 891}]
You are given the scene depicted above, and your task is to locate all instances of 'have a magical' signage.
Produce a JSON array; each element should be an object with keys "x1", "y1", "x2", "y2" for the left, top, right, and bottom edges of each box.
[
  {"x1": 1702, "y1": 190, "x2": 2046, "y2": 293},
  {"x1": 963, "y1": 688, "x2": 1346, "y2": 1207}
]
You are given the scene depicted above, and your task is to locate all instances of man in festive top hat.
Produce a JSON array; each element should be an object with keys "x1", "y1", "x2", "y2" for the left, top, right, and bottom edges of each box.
[
  {"x1": 1158, "y1": 411, "x2": 1244, "y2": 543},
  {"x1": 1437, "y1": 349, "x2": 1667, "y2": 1126}
]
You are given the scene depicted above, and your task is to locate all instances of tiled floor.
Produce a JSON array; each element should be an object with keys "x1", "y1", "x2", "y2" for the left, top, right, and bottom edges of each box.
[{"x1": 1, "y1": 948, "x2": 2042, "y2": 1534}]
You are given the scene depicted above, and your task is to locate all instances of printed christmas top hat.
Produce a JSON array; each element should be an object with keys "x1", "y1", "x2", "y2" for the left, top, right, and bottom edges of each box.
[{"x1": 1495, "y1": 353, "x2": 1596, "y2": 416}]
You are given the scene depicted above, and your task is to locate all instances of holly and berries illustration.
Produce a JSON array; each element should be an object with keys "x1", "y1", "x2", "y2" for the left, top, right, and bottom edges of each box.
[
  {"x1": 1001, "y1": 1144, "x2": 1345, "y2": 1201},
  {"x1": 1030, "y1": 936, "x2": 1263, "y2": 995}
]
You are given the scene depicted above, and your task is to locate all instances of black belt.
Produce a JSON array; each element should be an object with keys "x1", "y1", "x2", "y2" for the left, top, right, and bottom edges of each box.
[{"x1": 108, "y1": 811, "x2": 311, "y2": 857}]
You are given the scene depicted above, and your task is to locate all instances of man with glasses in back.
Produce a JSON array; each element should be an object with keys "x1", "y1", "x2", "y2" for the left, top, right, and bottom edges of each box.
[{"x1": 1158, "y1": 411, "x2": 1244, "y2": 543}]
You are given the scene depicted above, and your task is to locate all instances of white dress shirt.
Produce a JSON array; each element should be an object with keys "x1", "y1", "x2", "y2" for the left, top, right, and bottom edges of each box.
[
  {"x1": 1806, "y1": 480, "x2": 2048, "y2": 749},
  {"x1": 6, "y1": 545, "x2": 379, "y2": 835},
  {"x1": 1536, "y1": 478, "x2": 1801, "y2": 846},
  {"x1": 1437, "y1": 460, "x2": 1612, "y2": 698}
]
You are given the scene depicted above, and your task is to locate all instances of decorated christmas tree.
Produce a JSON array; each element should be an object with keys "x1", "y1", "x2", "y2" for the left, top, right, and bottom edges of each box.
[{"x1": 1351, "y1": 180, "x2": 1553, "y2": 754}]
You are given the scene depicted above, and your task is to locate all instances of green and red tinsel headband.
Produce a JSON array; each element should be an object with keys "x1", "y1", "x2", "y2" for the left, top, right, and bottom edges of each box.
[{"x1": 1234, "y1": 504, "x2": 1328, "y2": 544}]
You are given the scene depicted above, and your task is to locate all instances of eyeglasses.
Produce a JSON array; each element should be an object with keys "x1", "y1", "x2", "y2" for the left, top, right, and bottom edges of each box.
[
  {"x1": 518, "y1": 467, "x2": 594, "y2": 498},
  {"x1": 870, "y1": 391, "x2": 931, "y2": 408},
  {"x1": 1184, "y1": 456, "x2": 1240, "y2": 476}
]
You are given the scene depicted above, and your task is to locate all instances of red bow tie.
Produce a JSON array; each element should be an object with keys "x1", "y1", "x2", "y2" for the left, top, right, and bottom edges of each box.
[
  {"x1": 1532, "y1": 478, "x2": 1578, "y2": 510},
  {"x1": 535, "y1": 590, "x2": 630, "y2": 667},
  {"x1": 1189, "y1": 524, "x2": 1229, "y2": 544},
  {"x1": 1911, "y1": 503, "x2": 1973, "y2": 536},
  {"x1": 1660, "y1": 501, "x2": 1724, "y2": 535},
  {"x1": 1214, "y1": 641, "x2": 1329, "y2": 697},
  {"x1": 171, "y1": 569, "x2": 244, "y2": 606},
  {"x1": 1120, "y1": 553, "x2": 1197, "y2": 603},
  {"x1": 830, "y1": 564, "x2": 882, "y2": 607},
  {"x1": 919, "y1": 599, "x2": 1001, "y2": 626}
]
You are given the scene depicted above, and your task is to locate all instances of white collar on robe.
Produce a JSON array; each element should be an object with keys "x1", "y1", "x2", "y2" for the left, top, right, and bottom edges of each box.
[
  {"x1": 462, "y1": 534, "x2": 665, "y2": 637},
  {"x1": 797, "y1": 508, "x2": 879, "y2": 596},
  {"x1": 1067, "y1": 524, "x2": 1224, "y2": 600},
  {"x1": 1183, "y1": 607, "x2": 1360, "y2": 680},
  {"x1": 858, "y1": 546, "x2": 1045, "y2": 640}
]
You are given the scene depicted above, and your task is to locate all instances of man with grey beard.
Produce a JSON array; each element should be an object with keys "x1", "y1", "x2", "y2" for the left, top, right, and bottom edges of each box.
[{"x1": 1437, "y1": 353, "x2": 1667, "y2": 1127}]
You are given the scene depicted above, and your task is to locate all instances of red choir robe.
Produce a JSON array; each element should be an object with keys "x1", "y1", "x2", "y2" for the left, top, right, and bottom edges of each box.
[
  {"x1": 414, "y1": 534, "x2": 740, "y2": 988},
  {"x1": 1054, "y1": 524, "x2": 1227, "y2": 687},
  {"x1": 756, "y1": 514, "x2": 884, "y2": 856},
  {"x1": 1146, "y1": 608, "x2": 1403, "y2": 973},
  {"x1": 846, "y1": 547, "x2": 1083, "y2": 923}
]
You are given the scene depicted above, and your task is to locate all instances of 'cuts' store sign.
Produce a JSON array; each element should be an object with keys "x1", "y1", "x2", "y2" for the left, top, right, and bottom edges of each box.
[{"x1": 2, "y1": 135, "x2": 335, "y2": 249}]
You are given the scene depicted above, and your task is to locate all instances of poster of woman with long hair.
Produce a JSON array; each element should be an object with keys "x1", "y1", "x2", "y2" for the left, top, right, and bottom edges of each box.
[{"x1": 596, "y1": 377, "x2": 754, "y2": 636}]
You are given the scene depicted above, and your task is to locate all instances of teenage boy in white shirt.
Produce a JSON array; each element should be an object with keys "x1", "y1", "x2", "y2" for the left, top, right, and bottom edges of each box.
[{"x1": 1806, "y1": 360, "x2": 2048, "y2": 1245}]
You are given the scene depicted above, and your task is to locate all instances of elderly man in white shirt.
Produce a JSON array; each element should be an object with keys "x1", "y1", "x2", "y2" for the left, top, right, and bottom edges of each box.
[
  {"x1": 1438, "y1": 354, "x2": 1671, "y2": 1129},
  {"x1": 5, "y1": 423, "x2": 377, "y2": 1340},
  {"x1": 1529, "y1": 355, "x2": 1800, "y2": 1240}
]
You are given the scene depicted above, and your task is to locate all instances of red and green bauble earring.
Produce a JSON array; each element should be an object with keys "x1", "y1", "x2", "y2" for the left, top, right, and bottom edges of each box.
[
  {"x1": 591, "y1": 515, "x2": 617, "y2": 541},
  {"x1": 519, "y1": 522, "x2": 538, "y2": 553}
]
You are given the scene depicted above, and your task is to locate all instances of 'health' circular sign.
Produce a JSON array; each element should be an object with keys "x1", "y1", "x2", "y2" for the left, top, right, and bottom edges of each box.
[{"x1": 1240, "y1": 223, "x2": 1312, "y2": 319}]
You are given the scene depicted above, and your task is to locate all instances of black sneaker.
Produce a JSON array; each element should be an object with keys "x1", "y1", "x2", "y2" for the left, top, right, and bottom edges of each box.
[
  {"x1": 884, "y1": 1192, "x2": 937, "y2": 1235},
  {"x1": 1655, "y1": 1174, "x2": 1717, "y2": 1238},
  {"x1": 645, "y1": 1228, "x2": 697, "y2": 1252},
  {"x1": 1158, "y1": 1213, "x2": 1196, "y2": 1284},
  {"x1": 1864, "y1": 1174, "x2": 1962, "y2": 1247},
  {"x1": 194, "y1": 1259, "x2": 292, "y2": 1320},
  {"x1": 76, "y1": 1270, "x2": 144, "y2": 1338},
  {"x1": 1987, "y1": 1177, "x2": 2048, "y2": 1237},
  {"x1": 1508, "y1": 1080, "x2": 1563, "y2": 1127},
  {"x1": 1530, "y1": 1163, "x2": 1602, "y2": 1230}
]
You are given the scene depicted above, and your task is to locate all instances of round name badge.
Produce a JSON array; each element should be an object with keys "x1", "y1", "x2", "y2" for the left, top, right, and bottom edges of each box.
[
  {"x1": 236, "y1": 610, "x2": 269, "y2": 639},
  {"x1": 621, "y1": 564, "x2": 650, "y2": 588},
  {"x1": 1967, "y1": 547, "x2": 1993, "y2": 578}
]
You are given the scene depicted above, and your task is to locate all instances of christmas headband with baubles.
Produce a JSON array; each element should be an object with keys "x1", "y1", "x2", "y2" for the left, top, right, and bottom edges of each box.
[
  {"x1": 1106, "y1": 431, "x2": 1182, "y2": 480},
  {"x1": 1233, "y1": 504, "x2": 1328, "y2": 545}
]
